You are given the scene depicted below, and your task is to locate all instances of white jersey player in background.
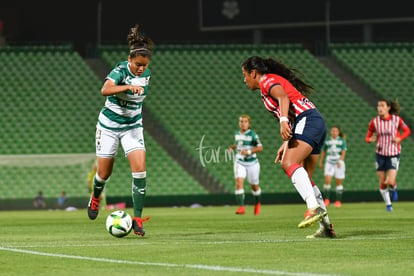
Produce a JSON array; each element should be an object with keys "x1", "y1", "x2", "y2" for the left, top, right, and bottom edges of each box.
[
  {"x1": 229, "y1": 114, "x2": 263, "y2": 216},
  {"x1": 319, "y1": 125, "x2": 347, "y2": 208}
]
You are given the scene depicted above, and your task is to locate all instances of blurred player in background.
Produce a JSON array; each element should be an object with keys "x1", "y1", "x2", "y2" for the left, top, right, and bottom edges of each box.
[
  {"x1": 242, "y1": 56, "x2": 336, "y2": 238},
  {"x1": 87, "y1": 24, "x2": 153, "y2": 236},
  {"x1": 56, "y1": 190, "x2": 68, "y2": 209},
  {"x1": 365, "y1": 98, "x2": 411, "y2": 212},
  {"x1": 228, "y1": 114, "x2": 263, "y2": 216},
  {"x1": 319, "y1": 125, "x2": 347, "y2": 208},
  {"x1": 33, "y1": 190, "x2": 46, "y2": 209}
]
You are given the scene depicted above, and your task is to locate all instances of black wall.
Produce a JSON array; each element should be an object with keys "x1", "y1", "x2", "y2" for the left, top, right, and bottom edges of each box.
[{"x1": 1, "y1": 0, "x2": 413, "y2": 55}]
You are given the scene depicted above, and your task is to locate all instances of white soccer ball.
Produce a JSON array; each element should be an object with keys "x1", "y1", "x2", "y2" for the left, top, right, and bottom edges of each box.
[{"x1": 105, "y1": 210, "x2": 133, "y2": 238}]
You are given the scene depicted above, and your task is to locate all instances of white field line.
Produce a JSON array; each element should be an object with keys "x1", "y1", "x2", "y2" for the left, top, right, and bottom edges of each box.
[{"x1": 0, "y1": 246, "x2": 343, "y2": 276}]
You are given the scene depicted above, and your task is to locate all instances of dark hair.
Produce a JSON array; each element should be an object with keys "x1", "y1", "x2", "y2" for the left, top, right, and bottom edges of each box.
[
  {"x1": 379, "y1": 98, "x2": 401, "y2": 115},
  {"x1": 241, "y1": 56, "x2": 314, "y2": 97},
  {"x1": 331, "y1": 125, "x2": 346, "y2": 139},
  {"x1": 127, "y1": 24, "x2": 154, "y2": 58}
]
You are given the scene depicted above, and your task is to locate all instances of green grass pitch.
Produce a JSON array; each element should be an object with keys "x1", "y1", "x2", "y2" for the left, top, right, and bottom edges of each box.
[{"x1": 1, "y1": 202, "x2": 413, "y2": 275}]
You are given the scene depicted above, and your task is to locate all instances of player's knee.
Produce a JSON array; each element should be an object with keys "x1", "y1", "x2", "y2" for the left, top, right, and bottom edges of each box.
[
  {"x1": 251, "y1": 187, "x2": 261, "y2": 196},
  {"x1": 95, "y1": 172, "x2": 110, "y2": 183},
  {"x1": 284, "y1": 164, "x2": 301, "y2": 178},
  {"x1": 379, "y1": 183, "x2": 388, "y2": 189},
  {"x1": 97, "y1": 169, "x2": 112, "y2": 180}
]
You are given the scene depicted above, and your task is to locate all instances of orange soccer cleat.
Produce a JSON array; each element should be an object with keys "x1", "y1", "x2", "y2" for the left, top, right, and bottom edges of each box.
[
  {"x1": 254, "y1": 203, "x2": 261, "y2": 216},
  {"x1": 235, "y1": 206, "x2": 245, "y2": 215}
]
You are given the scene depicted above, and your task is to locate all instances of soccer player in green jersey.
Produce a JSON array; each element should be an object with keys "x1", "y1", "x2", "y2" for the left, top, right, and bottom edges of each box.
[
  {"x1": 229, "y1": 114, "x2": 263, "y2": 215},
  {"x1": 319, "y1": 125, "x2": 347, "y2": 208},
  {"x1": 87, "y1": 24, "x2": 153, "y2": 236}
]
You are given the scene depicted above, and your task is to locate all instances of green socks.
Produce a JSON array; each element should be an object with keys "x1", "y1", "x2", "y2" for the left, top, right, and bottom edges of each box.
[{"x1": 132, "y1": 172, "x2": 147, "y2": 218}]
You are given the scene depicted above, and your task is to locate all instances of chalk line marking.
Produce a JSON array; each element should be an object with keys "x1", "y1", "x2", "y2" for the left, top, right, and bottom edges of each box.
[{"x1": 0, "y1": 246, "x2": 343, "y2": 276}]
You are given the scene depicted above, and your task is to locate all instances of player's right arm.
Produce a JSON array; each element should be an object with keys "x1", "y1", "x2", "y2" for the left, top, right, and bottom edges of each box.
[
  {"x1": 365, "y1": 120, "x2": 376, "y2": 143},
  {"x1": 101, "y1": 79, "x2": 144, "y2": 96},
  {"x1": 269, "y1": 85, "x2": 292, "y2": 141}
]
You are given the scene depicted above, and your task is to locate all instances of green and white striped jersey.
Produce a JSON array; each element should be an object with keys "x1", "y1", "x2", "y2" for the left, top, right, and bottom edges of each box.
[
  {"x1": 323, "y1": 136, "x2": 347, "y2": 164},
  {"x1": 234, "y1": 129, "x2": 262, "y2": 165},
  {"x1": 98, "y1": 61, "x2": 150, "y2": 131}
]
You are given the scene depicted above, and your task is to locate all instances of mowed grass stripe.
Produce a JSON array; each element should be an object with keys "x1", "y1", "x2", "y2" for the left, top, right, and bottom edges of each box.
[{"x1": 0, "y1": 202, "x2": 413, "y2": 275}]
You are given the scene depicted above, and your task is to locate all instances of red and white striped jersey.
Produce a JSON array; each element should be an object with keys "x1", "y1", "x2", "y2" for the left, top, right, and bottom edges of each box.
[
  {"x1": 259, "y1": 74, "x2": 315, "y2": 121},
  {"x1": 367, "y1": 114, "x2": 411, "y2": 156}
]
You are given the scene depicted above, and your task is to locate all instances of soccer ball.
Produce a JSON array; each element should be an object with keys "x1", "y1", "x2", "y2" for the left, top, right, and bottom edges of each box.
[{"x1": 105, "y1": 210, "x2": 133, "y2": 238}]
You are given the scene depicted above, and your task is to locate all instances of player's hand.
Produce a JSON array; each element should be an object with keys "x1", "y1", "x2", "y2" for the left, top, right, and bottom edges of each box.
[
  {"x1": 274, "y1": 143, "x2": 285, "y2": 163},
  {"x1": 369, "y1": 135, "x2": 376, "y2": 143},
  {"x1": 392, "y1": 137, "x2": 401, "y2": 144},
  {"x1": 129, "y1": 85, "x2": 144, "y2": 95},
  {"x1": 280, "y1": 121, "x2": 292, "y2": 141}
]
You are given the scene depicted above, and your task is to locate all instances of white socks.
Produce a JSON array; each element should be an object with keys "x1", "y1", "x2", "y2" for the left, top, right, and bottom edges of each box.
[
  {"x1": 291, "y1": 167, "x2": 318, "y2": 209},
  {"x1": 380, "y1": 188, "x2": 391, "y2": 205}
]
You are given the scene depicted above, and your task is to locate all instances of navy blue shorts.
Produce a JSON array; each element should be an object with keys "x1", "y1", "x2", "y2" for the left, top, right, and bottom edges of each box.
[
  {"x1": 292, "y1": 109, "x2": 327, "y2": 154},
  {"x1": 376, "y1": 154, "x2": 400, "y2": 171}
]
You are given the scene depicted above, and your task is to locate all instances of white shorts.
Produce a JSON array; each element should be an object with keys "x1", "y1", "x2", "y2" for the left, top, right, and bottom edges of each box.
[
  {"x1": 95, "y1": 125, "x2": 145, "y2": 158},
  {"x1": 324, "y1": 160, "x2": 345, "y2": 179},
  {"x1": 234, "y1": 161, "x2": 260, "y2": 185}
]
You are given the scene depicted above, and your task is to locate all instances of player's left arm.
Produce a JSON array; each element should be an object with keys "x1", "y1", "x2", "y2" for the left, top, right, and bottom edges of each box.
[
  {"x1": 340, "y1": 140, "x2": 347, "y2": 161},
  {"x1": 251, "y1": 144, "x2": 263, "y2": 154},
  {"x1": 241, "y1": 135, "x2": 263, "y2": 155},
  {"x1": 393, "y1": 118, "x2": 411, "y2": 143},
  {"x1": 337, "y1": 150, "x2": 346, "y2": 168},
  {"x1": 251, "y1": 134, "x2": 263, "y2": 154}
]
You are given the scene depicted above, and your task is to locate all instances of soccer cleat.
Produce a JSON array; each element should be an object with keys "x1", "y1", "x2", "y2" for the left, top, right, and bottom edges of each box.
[
  {"x1": 390, "y1": 189, "x2": 398, "y2": 202},
  {"x1": 235, "y1": 206, "x2": 245, "y2": 215},
  {"x1": 236, "y1": 206, "x2": 246, "y2": 215},
  {"x1": 324, "y1": 198, "x2": 330, "y2": 207},
  {"x1": 87, "y1": 194, "x2": 101, "y2": 220},
  {"x1": 386, "y1": 205, "x2": 393, "y2": 212},
  {"x1": 298, "y1": 207, "x2": 327, "y2": 229},
  {"x1": 306, "y1": 224, "x2": 337, "y2": 239},
  {"x1": 334, "y1": 201, "x2": 342, "y2": 208},
  {"x1": 133, "y1": 216, "x2": 150, "y2": 236},
  {"x1": 254, "y1": 203, "x2": 261, "y2": 216}
]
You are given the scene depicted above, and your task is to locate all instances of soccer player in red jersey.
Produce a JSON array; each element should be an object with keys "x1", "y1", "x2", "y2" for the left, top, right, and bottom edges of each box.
[
  {"x1": 366, "y1": 98, "x2": 411, "y2": 212},
  {"x1": 242, "y1": 56, "x2": 336, "y2": 238}
]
